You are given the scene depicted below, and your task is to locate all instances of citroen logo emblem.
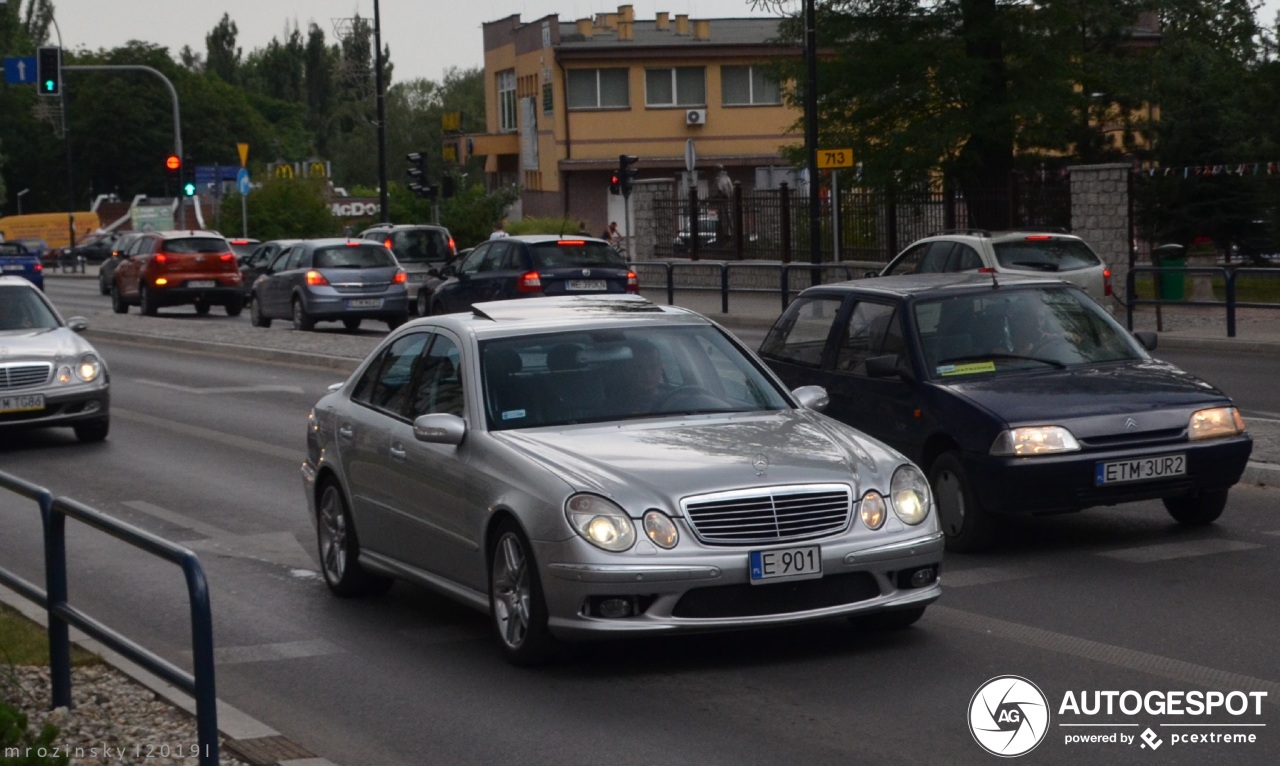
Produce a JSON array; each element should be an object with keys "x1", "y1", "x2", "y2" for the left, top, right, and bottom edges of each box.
[
  {"x1": 752, "y1": 454, "x2": 769, "y2": 475},
  {"x1": 1125, "y1": 417, "x2": 1138, "y2": 431}
]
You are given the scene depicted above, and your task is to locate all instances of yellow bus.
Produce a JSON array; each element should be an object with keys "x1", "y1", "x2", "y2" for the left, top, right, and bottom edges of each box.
[{"x1": 0, "y1": 212, "x2": 102, "y2": 250}]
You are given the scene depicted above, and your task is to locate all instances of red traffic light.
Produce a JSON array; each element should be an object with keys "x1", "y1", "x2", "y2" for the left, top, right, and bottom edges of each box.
[{"x1": 165, "y1": 155, "x2": 181, "y2": 171}]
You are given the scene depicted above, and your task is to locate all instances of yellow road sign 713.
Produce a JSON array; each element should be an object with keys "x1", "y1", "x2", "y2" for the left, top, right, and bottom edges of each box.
[{"x1": 817, "y1": 148, "x2": 855, "y2": 169}]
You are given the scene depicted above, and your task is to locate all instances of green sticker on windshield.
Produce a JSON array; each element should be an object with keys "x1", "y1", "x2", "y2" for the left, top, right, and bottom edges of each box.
[{"x1": 937, "y1": 361, "x2": 996, "y2": 377}]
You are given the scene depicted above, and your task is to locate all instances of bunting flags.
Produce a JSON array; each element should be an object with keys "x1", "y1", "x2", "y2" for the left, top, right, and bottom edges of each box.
[{"x1": 1137, "y1": 163, "x2": 1280, "y2": 178}]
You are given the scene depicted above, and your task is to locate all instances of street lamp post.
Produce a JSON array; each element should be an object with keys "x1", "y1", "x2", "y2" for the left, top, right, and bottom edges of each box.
[
  {"x1": 804, "y1": 0, "x2": 821, "y2": 284},
  {"x1": 373, "y1": 0, "x2": 389, "y2": 223},
  {"x1": 16, "y1": 189, "x2": 29, "y2": 215}
]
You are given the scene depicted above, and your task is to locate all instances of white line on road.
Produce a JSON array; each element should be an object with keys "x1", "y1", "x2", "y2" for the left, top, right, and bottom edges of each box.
[
  {"x1": 929, "y1": 605, "x2": 1280, "y2": 705},
  {"x1": 135, "y1": 379, "x2": 305, "y2": 395},
  {"x1": 1098, "y1": 538, "x2": 1262, "y2": 562}
]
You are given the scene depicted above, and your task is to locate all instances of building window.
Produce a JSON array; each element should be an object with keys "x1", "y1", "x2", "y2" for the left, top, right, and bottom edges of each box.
[
  {"x1": 566, "y1": 68, "x2": 629, "y2": 109},
  {"x1": 721, "y1": 65, "x2": 781, "y2": 106},
  {"x1": 498, "y1": 69, "x2": 517, "y2": 132},
  {"x1": 645, "y1": 67, "x2": 705, "y2": 107}
]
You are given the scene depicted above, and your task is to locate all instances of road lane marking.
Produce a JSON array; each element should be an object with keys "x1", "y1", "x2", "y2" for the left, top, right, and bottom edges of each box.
[
  {"x1": 122, "y1": 501, "x2": 317, "y2": 569},
  {"x1": 114, "y1": 407, "x2": 302, "y2": 462},
  {"x1": 133, "y1": 380, "x2": 306, "y2": 395},
  {"x1": 1098, "y1": 539, "x2": 1261, "y2": 562},
  {"x1": 929, "y1": 605, "x2": 1280, "y2": 705},
  {"x1": 942, "y1": 566, "x2": 1039, "y2": 588},
  {"x1": 208, "y1": 639, "x2": 343, "y2": 665}
]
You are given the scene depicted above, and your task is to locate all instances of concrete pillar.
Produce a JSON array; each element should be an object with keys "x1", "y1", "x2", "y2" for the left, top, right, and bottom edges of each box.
[{"x1": 1069, "y1": 163, "x2": 1132, "y2": 309}]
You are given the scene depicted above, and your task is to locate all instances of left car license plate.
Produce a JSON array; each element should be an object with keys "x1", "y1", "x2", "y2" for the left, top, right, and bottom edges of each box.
[
  {"x1": 0, "y1": 394, "x2": 45, "y2": 414},
  {"x1": 347, "y1": 298, "x2": 384, "y2": 309},
  {"x1": 1, "y1": 264, "x2": 24, "y2": 272},
  {"x1": 187, "y1": 280, "x2": 216, "y2": 288},
  {"x1": 750, "y1": 544, "x2": 822, "y2": 585},
  {"x1": 1096, "y1": 453, "x2": 1186, "y2": 485},
  {"x1": 568, "y1": 279, "x2": 607, "y2": 291}
]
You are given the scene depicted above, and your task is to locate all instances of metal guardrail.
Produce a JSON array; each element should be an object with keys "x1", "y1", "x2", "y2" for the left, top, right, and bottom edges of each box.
[
  {"x1": 0, "y1": 470, "x2": 219, "y2": 766},
  {"x1": 1125, "y1": 265, "x2": 1280, "y2": 338},
  {"x1": 634, "y1": 260, "x2": 875, "y2": 314}
]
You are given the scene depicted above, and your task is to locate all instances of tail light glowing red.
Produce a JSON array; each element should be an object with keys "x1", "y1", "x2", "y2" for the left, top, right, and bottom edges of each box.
[
  {"x1": 155, "y1": 253, "x2": 168, "y2": 264},
  {"x1": 518, "y1": 271, "x2": 543, "y2": 293},
  {"x1": 626, "y1": 271, "x2": 639, "y2": 293},
  {"x1": 1104, "y1": 267, "x2": 1112, "y2": 296},
  {"x1": 305, "y1": 270, "x2": 330, "y2": 286},
  {"x1": 1024, "y1": 235, "x2": 1052, "y2": 241},
  {"x1": 448, "y1": 237, "x2": 456, "y2": 255},
  {"x1": 393, "y1": 270, "x2": 407, "y2": 284}
]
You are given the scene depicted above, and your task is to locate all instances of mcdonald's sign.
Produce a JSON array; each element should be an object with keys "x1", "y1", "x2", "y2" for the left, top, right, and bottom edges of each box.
[
  {"x1": 441, "y1": 111, "x2": 462, "y2": 133},
  {"x1": 306, "y1": 160, "x2": 330, "y2": 178},
  {"x1": 269, "y1": 162, "x2": 296, "y2": 179}
]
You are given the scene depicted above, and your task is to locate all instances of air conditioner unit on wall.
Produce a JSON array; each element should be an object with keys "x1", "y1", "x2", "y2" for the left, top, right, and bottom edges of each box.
[{"x1": 685, "y1": 108, "x2": 707, "y2": 126}]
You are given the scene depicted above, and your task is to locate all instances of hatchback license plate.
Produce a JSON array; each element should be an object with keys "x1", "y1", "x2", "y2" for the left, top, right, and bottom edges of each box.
[
  {"x1": 187, "y1": 280, "x2": 216, "y2": 288},
  {"x1": 567, "y1": 280, "x2": 606, "y2": 291},
  {"x1": 2, "y1": 264, "x2": 24, "y2": 271},
  {"x1": 1096, "y1": 453, "x2": 1186, "y2": 485},
  {"x1": 749, "y1": 544, "x2": 822, "y2": 584},
  {"x1": 0, "y1": 394, "x2": 45, "y2": 414},
  {"x1": 347, "y1": 298, "x2": 383, "y2": 309}
]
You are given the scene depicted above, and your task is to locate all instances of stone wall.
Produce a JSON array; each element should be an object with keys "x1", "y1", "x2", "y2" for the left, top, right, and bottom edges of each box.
[
  {"x1": 629, "y1": 178, "x2": 673, "y2": 261},
  {"x1": 1069, "y1": 163, "x2": 1131, "y2": 308}
]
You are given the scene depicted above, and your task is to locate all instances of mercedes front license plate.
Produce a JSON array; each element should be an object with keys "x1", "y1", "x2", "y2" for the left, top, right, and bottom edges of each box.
[
  {"x1": 749, "y1": 544, "x2": 822, "y2": 585},
  {"x1": 0, "y1": 394, "x2": 45, "y2": 414}
]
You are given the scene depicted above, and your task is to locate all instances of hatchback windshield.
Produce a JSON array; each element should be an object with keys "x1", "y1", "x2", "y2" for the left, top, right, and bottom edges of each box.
[
  {"x1": 482, "y1": 325, "x2": 789, "y2": 429},
  {"x1": 914, "y1": 286, "x2": 1146, "y2": 376},
  {"x1": 394, "y1": 230, "x2": 451, "y2": 264},
  {"x1": 314, "y1": 245, "x2": 396, "y2": 269},
  {"x1": 529, "y1": 241, "x2": 626, "y2": 269},
  {"x1": 993, "y1": 238, "x2": 1101, "y2": 272}
]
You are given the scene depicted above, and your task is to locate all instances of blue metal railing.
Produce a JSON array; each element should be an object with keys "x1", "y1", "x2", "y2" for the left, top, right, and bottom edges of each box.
[
  {"x1": 0, "y1": 470, "x2": 219, "y2": 766},
  {"x1": 1126, "y1": 265, "x2": 1280, "y2": 338}
]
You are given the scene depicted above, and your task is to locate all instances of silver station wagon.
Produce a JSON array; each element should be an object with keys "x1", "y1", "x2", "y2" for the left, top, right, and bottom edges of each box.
[{"x1": 301, "y1": 295, "x2": 942, "y2": 665}]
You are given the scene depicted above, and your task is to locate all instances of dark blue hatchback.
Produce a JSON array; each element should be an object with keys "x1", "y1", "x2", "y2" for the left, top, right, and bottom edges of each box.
[
  {"x1": 0, "y1": 241, "x2": 44, "y2": 290},
  {"x1": 758, "y1": 273, "x2": 1253, "y2": 551}
]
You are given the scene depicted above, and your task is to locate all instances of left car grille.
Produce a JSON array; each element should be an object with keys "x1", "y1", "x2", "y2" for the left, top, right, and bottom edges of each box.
[
  {"x1": 0, "y1": 363, "x2": 52, "y2": 390},
  {"x1": 682, "y1": 484, "x2": 852, "y2": 545}
]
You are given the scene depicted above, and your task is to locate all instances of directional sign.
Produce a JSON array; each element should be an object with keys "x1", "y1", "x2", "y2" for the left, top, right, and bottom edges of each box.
[
  {"x1": 237, "y1": 168, "x2": 251, "y2": 196},
  {"x1": 4, "y1": 56, "x2": 36, "y2": 85},
  {"x1": 817, "y1": 148, "x2": 855, "y2": 170}
]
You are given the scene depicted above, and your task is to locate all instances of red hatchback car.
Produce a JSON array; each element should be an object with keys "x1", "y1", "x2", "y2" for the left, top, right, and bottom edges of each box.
[{"x1": 110, "y1": 230, "x2": 244, "y2": 316}]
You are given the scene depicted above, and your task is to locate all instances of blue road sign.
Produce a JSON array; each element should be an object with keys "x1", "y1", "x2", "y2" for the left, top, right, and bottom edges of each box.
[
  {"x1": 4, "y1": 56, "x2": 37, "y2": 85},
  {"x1": 237, "y1": 168, "x2": 251, "y2": 196},
  {"x1": 194, "y1": 165, "x2": 242, "y2": 185}
]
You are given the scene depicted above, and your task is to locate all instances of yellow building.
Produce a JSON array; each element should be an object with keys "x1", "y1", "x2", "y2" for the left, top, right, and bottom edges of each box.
[{"x1": 473, "y1": 5, "x2": 800, "y2": 235}]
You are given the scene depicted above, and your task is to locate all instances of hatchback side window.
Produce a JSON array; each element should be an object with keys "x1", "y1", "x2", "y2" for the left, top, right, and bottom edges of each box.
[
  {"x1": 459, "y1": 244, "x2": 489, "y2": 275},
  {"x1": 500, "y1": 244, "x2": 528, "y2": 271},
  {"x1": 351, "y1": 332, "x2": 432, "y2": 416},
  {"x1": 951, "y1": 244, "x2": 984, "y2": 271},
  {"x1": 835, "y1": 302, "x2": 900, "y2": 373},
  {"x1": 268, "y1": 250, "x2": 291, "y2": 272},
  {"x1": 480, "y1": 242, "x2": 509, "y2": 272},
  {"x1": 758, "y1": 295, "x2": 843, "y2": 367}
]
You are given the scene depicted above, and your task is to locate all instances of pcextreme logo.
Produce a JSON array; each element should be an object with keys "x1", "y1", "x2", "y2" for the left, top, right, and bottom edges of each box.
[{"x1": 969, "y1": 676, "x2": 1051, "y2": 757}]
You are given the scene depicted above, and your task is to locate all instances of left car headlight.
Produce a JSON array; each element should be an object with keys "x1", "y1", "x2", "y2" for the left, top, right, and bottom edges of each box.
[
  {"x1": 890, "y1": 465, "x2": 931, "y2": 525},
  {"x1": 1188, "y1": 406, "x2": 1246, "y2": 440},
  {"x1": 989, "y1": 426, "x2": 1081, "y2": 456},
  {"x1": 566, "y1": 494, "x2": 636, "y2": 552}
]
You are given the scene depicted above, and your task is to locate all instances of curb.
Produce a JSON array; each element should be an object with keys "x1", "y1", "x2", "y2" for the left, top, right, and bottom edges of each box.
[{"x1": 0, "y1": 584, "x2": 337, "y2": 766}]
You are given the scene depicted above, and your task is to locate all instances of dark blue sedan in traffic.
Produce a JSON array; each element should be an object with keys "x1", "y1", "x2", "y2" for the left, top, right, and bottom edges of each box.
[
  {"x1": 0, "y1": 241, "x2": 44, "y2": 290},
  {"x1": 758, "y1": 273, "x2": 1253, "y2": 551}
]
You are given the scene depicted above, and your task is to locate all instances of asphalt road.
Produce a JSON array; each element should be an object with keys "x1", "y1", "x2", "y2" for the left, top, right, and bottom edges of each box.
[{"x1": 0, "y1": 278, "x2": 1277, "y2": 765}]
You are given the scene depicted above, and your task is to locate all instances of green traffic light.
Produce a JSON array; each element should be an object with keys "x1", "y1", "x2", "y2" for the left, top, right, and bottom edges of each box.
[
  {"x1": 43, "y1": 80, "x2": 54, "y2": 92},
  {"x1": 183, "y1": 182, "x2": 196, "y2": 197}
]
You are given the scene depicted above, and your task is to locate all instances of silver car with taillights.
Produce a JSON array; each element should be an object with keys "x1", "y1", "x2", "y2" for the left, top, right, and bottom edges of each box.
[{"x1": 301, "y1": 295, "x2": 942, "y2": 665}]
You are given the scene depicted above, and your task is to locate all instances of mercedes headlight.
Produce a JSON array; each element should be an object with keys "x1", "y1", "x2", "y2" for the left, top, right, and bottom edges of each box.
[
  {"x1": 859, "y1": 490, "x2": 886, "y2": 529},
  {"x1": 566, "y1": 494, "x2": 636, "y2": 552},
  {"x1": 642, "y1": 510, "x2": 679, "y2": 549},
  {"x1": 890, "y1": 465, "x2": 931, "y2": 525},
  {"x1": 990, "y1": 426, "x2": 1080, "y2": 456},
  {"x1": 1188, "y1": 407, "x2": 1245, "y2": 441},
  {"x1": 76, "y1": 354, "x2": 103, "y2": 383}
]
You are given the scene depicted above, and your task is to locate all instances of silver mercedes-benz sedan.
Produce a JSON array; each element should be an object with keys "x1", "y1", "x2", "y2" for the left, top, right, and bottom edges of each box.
[
  {"x1": 0, "y1": 275, "x2": 110, "y2": 443},
  {"x1": 301, "y1": 295, "x2": 942, "y2": 665}
]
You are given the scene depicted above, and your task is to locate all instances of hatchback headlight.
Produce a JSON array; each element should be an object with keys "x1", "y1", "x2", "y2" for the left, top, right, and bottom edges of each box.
[
  {"x1": 990, "y1": 426, "x2": 1080, "y2": 456},
  {"x1": 1188, "y1": 407, "x2": 1245, "y2": 440},
  {"x1": 566, "y1": 494, "x2": 636, "y2": 552},
  {"x1": 890, "y1": 465, "x2": 931, "y2": 525}
]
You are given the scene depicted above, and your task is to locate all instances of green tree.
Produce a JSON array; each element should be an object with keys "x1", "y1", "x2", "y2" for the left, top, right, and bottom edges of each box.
[
  {"x1": 205, "y1": 12, "x2": 241, "y2": 84},
  {"x1": 219, "y1": 177, "x2": 338, "y2": 239}
]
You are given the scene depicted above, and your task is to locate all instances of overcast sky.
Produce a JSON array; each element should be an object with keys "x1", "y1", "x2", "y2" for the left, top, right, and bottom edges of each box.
[{"x1": 48, "y1": 1, "x2": 781, "y2": 83}]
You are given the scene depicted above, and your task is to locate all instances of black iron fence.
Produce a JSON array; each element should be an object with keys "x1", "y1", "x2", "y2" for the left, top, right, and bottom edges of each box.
[
  {"x1": 0, "y1": 470, "x2": 220, "y2": 766},
  {"x1": 650, "y1": 174, "x2": 1071, "y2": 264}
]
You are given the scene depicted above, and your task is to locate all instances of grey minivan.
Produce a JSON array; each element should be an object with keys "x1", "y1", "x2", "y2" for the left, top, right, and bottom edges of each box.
[{"x1": 248, "y1": 239, "x2": 409, "y2": 331}]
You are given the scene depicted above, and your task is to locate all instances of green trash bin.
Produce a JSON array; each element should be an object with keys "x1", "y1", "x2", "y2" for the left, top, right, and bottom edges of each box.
[{"x1": 1152, "y1": 245, "x2": 1185, "y2": 300}]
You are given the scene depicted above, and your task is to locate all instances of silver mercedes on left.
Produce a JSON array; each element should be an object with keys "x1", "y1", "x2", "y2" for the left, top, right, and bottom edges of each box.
[{"x1": 302, "y1": 295, "x2": 942, "y2": 665}]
